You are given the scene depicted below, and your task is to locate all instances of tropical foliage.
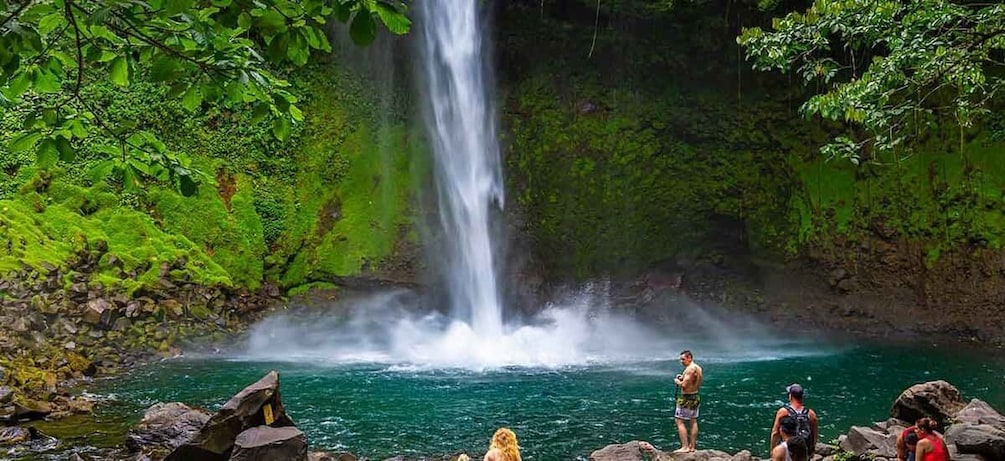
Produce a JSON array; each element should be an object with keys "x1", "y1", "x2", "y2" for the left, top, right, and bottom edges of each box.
[
  {"x1": 739, "y1": 0, "x2": 1005, "y2": 164},
  {"x1": 0, "y1": 0, "x2": 410, "y2": 194}
]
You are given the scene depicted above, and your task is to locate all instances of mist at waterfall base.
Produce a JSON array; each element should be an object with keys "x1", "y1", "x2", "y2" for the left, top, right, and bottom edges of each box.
[{"x1": 240, "y1": 288, "x2": 819, "y2": 369}]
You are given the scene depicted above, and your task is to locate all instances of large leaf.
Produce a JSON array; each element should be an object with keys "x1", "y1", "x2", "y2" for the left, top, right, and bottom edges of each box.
[
  {"x1": 165, "y1": 0, "x2": 194, "y2": 15},
  {"x1": 181, "y1": 85, "x2": 203, "y2": 111},
  {"x1": 110, "y1": 56, "x2": 129, "y2": 86},
  {"x1": 9, "y1": 132, "x2": 42, "y2": 153},
  {"x1": 88, "y1": 159, "x2": 118, "y2": 183},
  {"x1": 149, "y1": 56, "x2": 184, "y2": 82},
  {"x1": 55, "y1": 135, "x2": 75, "y2": 162},
  {"x1": 179, "y1": 174, "x2": 198, "y2": 197},
  {"x1": 36, "y1": 138, "x2": 59, "y2": 168},
  {"x1": 272, "y1": 116, "x2": 290, "y2": 140},
  {"x1": 373, "y1": 1, "x2": 410, "y2": 35},
  {"x1": 349, "y1": 11, "x2": 376, "y2": 46}
]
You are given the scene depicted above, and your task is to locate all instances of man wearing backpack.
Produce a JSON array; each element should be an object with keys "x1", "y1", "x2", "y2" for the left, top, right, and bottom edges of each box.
[{"x1": 770, "y1": 384, "x2": 818, "y2": 455}]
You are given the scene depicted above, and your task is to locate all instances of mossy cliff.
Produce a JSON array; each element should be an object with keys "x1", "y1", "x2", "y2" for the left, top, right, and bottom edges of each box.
[
  {"x1": 496, "y1": 2, "x2": 1005, "y2": 341},
  {"x1": 0, "y1": 60, "x2": 426, "y2": 410}
]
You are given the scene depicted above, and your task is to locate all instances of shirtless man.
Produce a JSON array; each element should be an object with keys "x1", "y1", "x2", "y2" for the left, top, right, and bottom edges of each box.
[{"x1": 673, "y1": 350, "x2": 704, "y2": 453}]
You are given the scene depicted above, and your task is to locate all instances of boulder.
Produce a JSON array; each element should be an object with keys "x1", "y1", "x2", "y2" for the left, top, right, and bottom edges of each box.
[
  {"x1": 125, "y1": 402, "x2": 212, "y2": 455},
  {"x1": 0, "y1": 426, "x2": 29, "y2": 446},
  {"x1": 82, "y1": 298, "x2": 113, "y2": 327},
  {"x1": 228, "y1": 425, "x2": 307, "y2": 461},
  {"x1": 839, "y1": 426, "x2": 896, "y2": 458},
  {"x1": 944, "y1": 423, "x2": 1005, "y2": 460},
  {"x1": 0, "y1": 386, "x2": 13, "y2": 404},
  {"x1": 589, "y1": 441, "x2": 648, "y2": 461},
  {"x1": 954, "y1": 399, "x2": 1005, "y2": 428},
  {"x1": 890, "y1": 380, "x2": 966, "y2": 428},
  {"x1": 13, "y1": 399, "x2": 52, "y2": 420},
  {"x1": 167, "y1": 370, "x2": 294, "y2": 461}
]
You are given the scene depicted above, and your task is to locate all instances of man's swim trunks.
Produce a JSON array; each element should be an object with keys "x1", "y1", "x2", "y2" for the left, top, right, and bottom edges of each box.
[{"x1": 675, "y1": 392, "x2": 700, "y2": 419}]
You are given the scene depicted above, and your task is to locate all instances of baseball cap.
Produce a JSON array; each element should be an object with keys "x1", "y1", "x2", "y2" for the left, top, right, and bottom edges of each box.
[{"x1": 786, "y1": 383, "x2": 804, "y2": 398}]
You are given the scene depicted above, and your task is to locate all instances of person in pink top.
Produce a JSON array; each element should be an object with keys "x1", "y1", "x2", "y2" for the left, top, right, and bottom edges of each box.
[{"x1": 914, "y1": 417, "x2": 949, "y2": 461}]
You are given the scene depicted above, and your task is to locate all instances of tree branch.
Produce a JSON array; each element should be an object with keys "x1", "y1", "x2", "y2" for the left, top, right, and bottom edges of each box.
[
  {"x1": 66, "y1": 0, "x2": 83, "y2": 98},
  {"x1": 0, "y1": 0, "x2": 33, "y2": 32}
]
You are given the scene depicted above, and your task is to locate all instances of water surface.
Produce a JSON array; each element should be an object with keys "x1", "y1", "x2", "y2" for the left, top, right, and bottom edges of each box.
[{"x1": 54, "y1": 340, "x2": 1004, "y2": 460}]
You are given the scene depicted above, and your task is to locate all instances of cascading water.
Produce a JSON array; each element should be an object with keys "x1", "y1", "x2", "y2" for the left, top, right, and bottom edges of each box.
[
  {"x1": 242, "y1": 2, "x2": 796, "y2": 369},
  {"x1": 417, "y1": 0, "x2": 505, "y2": 337}
]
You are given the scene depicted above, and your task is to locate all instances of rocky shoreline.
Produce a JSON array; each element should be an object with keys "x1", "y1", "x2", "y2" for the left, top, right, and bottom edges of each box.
[{"x1": 0, "y1": 248, "x2": 282, "y2": 427}]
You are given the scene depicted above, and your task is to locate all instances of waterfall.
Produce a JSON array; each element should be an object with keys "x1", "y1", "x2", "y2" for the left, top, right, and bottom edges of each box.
[{"x1": 418, "y1": 0, "x2": 505, "y2": 337}]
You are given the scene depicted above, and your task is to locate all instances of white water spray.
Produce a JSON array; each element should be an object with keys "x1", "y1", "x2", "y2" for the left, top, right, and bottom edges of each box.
[{"x1": 418, "y1": 0, "x2": 505, "y2": 337}]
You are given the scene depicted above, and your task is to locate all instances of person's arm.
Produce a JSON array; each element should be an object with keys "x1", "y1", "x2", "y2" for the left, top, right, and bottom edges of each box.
[
  {"x1": 915, "y1": 438, "x2": 930, "y2": 461},
  {"x1": 770, "y1": 443, "x2": 786, "y2": 461},
  {"x1": 769, "y1": 409, "x2": 783, "y2": 450},
  {"x1": 809, "y1": 409, "x2": 819, "y2": 450},
  {"x1": 895, "y1": 431, "x2": 906, "y2": 461},
  {"x1": 676, "y1": 366, "x2": 695, "y2": 389}
]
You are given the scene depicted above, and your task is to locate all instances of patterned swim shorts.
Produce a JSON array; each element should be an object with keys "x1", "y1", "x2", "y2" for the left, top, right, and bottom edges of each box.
[{"x1": 675, "y1": 392, "x2": 700, "y2": 420}]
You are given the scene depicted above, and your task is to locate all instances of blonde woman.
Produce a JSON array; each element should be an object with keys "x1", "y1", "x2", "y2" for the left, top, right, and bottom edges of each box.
[{"x1": 484, "y1": 427, "x2": 521, "y2": 461}]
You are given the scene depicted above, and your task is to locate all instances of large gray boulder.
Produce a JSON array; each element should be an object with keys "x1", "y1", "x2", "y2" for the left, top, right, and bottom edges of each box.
[
  {"x1": 125, "y1": 402, "x2": 212, "y2": 456},
  {"x1": 890, "y1": 380, "x2": 966, "y2": 428},
  {"x1": 167, "y1": 371, "x2": 295, "y2": 461},
  {"x1": 589, "y1": 441, "x2": 648, "y2": 461},
  {"x1": 954, "y1": 399, "x2": 1005, "y2": 428},
  {"x1": 944, "y1": 423, "x2": 1005, "y2": 460},
  {"x1": 228, "y1": 425, "x2": 307, "y2": 461},
  {"x1": 838, "y1": 425, "x2": 896, "y2": 459}
]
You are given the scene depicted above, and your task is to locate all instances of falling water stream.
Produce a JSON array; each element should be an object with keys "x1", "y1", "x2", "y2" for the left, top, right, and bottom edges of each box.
[{"x1": 418, "y1": 0, "x2": 506, "y2": 337}]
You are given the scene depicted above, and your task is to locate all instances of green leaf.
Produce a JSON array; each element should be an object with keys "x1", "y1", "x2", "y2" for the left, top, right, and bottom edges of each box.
[
  {"x1": 237, "y1": 12, "x2": 252, "y2": 30},
  {"x1": 9, "y1": 132, "x2": 42, "y2": 153},
  {"x1": 5, "y1": 72, "x2": 31, "y2": 99},
  {"x1": 181, "y1": 86, "x2": 203, "y2": 111},
  {"x1": 110, "y1": 56, "x2": 129, "y2": 86},
  {"x1": 33, "y1": 68, "x2": 61, "y2": 93},
  {"x1": 55, "y1": 136, "x2": 75, "y2": 162},
  {"x1": 255, "y1": 10, "x2": 287, "y2": 35},
  {"x1": 333, "y1": 2, "x2": 352, "y2": 22},
  {"x1": 36, "y1": 138, "x2": 58, "y2": 168},
  {"x1": 179, "y1": 174, "x2": 198, "y2": 197},
  {"x1": 123, "y1": 165, "x2": 141, "y2": 193},
  {"x1": 350, "y1": 12, "x2": 377, "y2": 46},
  {"x1": 373, "y1": 1, "x2": 411, "y2": 35},
  {"x1": 68, "y1": 119, "x2": 89, "y2": 138},
  {"x1": 289, "y1": 104, "x2": 303, "y2": 122},
  {"x1": 272, "y1": 116, "x2": 290, "y2": 140},
  {"x1": 165, "y1": 0, "x2": 194, "y2": 15},
  {"x1": 287, "y1": 32, "x2": 309, "y2": 66},
  {"x1": 267, "y1": 33, "x2": 290, "y2": 63},
  {"x1": 225, "y1": 82, "x2": 244, "y2": 103},
  {"x1": 250, "y1": 103, "x2": 270, "y2": 123},
  {"x1": 150, "y1": 56, "x2": 183, "y2": 82},
  {"x1": 128, "y1": 158, "x2": 152, "y2": 176},
  {"x1": 88, "y1": 159, "x2": 118, "y2": 182},
  {"x1": 41, "y1": 108, "x2": 58, "y2": 125}
]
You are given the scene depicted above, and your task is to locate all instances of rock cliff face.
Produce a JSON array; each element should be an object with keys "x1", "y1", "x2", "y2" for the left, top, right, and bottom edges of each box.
[{"x1": 0, "y1": 248, "x2": 280, "y2": 420}]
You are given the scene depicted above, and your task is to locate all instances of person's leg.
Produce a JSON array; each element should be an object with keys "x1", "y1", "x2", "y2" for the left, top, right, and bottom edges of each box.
[
  {"x1": 688, "y1": 419, "x2": 699, "y2": 451},
  {"x1": 675, "y1": 417, "x2": 689, "y2": 452}
]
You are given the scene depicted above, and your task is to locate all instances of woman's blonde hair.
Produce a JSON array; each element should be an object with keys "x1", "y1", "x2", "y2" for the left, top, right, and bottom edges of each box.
[{"x1": 489, "y1": 427, "x2": 521, "y2": 461}]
